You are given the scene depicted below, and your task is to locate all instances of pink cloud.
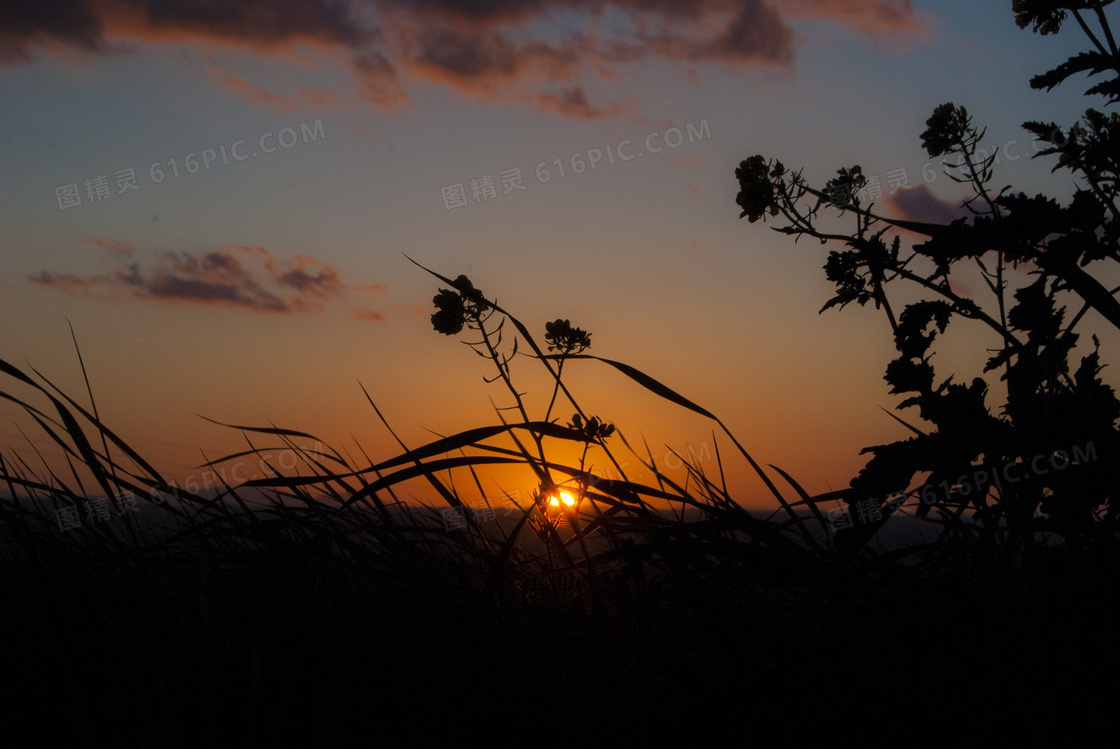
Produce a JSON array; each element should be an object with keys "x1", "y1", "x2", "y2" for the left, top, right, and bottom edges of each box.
[
  {"x1": 392, "y1": 302, "x2": 427, "y2": 316},
  {"x1": 532, "y1": 87, "x2": 642, "y2": 120},
  {"x1": 779, "y1": 0, "x2": 929, "y2": 40},
  {"x1": 207, "y1": 61, "x2": 302, "y2": 112},
  {"x1": 206, "y1": 57, "x2": 356, "y2": 112},
  {"x1": 82, "y1": 237, "x2": 134, "y2": 255},
  {"x1": 32, "y1": 242, "x2": 389, "y2": 318},
  {"x1": 949, "y1": 278, "x2": 974, "y2": 299},
  {"x1": 884, "y1": 184, "x2": 970, "y2": 226},
  {"x1": 27, "y1": 271, "x2": 121, "y2": 301}
]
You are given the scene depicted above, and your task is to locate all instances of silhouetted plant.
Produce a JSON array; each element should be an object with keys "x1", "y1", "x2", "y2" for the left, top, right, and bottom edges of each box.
[
  {"x1": 409, "y1": 258, "x2": 827, "y2": 562},
  {"x1": 736, "y1": 0, "x2": 1120, "y2": 558},
  {"x1": 544, "y1": 318, "x2": 592, "y2": 354},
  {"x1": 430, "y1": 274, "x2": 490, "y2": 335},
  {"x1": 567, "y1": 413, "x2": 616, "y2": 443}
]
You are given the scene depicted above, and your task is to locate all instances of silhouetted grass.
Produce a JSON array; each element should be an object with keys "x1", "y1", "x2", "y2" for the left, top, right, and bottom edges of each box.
[{"x1": 1, "y1": 268, "x2": 1118, "y2": 746}]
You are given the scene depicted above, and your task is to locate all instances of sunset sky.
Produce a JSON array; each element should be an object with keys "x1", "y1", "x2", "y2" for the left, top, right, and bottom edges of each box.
[{"x1": 1, "y1": 1, "x2": 1111, "y2": 507}]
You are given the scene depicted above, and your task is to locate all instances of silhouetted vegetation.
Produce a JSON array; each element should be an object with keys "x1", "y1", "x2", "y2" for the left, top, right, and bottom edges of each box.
[
  {"x1": 2, "y1": 3, "x2": 1118, "y2": 746},
  {"x1": 737, "y1": 0, "x2": 1120, "y2": 562}
]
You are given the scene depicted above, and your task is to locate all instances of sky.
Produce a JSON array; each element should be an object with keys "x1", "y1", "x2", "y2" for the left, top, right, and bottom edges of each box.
[{"x1": 1, "y1": 0, "x2": 1114, "y2": 509}]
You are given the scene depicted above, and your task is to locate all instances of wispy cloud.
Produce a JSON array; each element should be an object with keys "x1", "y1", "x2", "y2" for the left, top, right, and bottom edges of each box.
[
  {"x1": 779, "y1": 0, "x2": 929, "y2": 41},
  {"x1": 32, "y1": 243, "x2": 389, "y2": 320},
  {"x1": 350, "y1": 308, "x2": 387, "y2": 322},
  {"x1": 205, "y1": 56, "x2": 352, "y2": 112},
  {"x1": 82, "y1": 236, "x2": 134, "y2": 254},
  {"x1": 391, "y1": 302, "x2": 426, "y2": 316}
]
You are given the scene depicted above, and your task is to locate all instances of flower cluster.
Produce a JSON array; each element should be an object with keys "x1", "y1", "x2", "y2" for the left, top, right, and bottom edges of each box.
[
  {"x1": 567, "y1": 413, "x2": 615, "y2": 442},
  {"x1": 1012, "y1": 0, "x2": 1070, "y2": 35},
  {"x1": 920, "y1": 103, "x2": 975, "y2": 158},
  {"x1": 430, "y1": 275, "x2": 489, "y2": 336},
  {"x1": 823, "y1": 165, "x2": 867, "y2": 209},
  {"x1": 734, "y1": 155, "x2": 784, "y2": 223},
  {"x1": 544, "y1": 318, "x2": 591, "y2": 354}
]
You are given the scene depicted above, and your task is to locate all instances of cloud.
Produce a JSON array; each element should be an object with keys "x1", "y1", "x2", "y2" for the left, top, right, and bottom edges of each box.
[
  {"x1": 32, "y1": 243, "x2": 389, "y2": 318},
  {"x1": 275, "y1": 254, "x2": 346, "y2": 299},
  {"x1": 298, "y1": 84, "x2": 347, "y2": 108},
  {"x1": 28, "y1": 271, "x2": 120, "y2": 301},
  {"x1": 0, "y1": 0, "x2": 105, "y2": 64},
  {"x1": 113, "y1": 248, "x2": 292, "y2": 312},
  {"x1": 392, "y1": 302, "x2": 426, "y2": 316},
  {"x1": 351, "y1": 308, "x2": 387, "y2": 322},
  {"x1": 351, "y1": 50, "x2": 413, "y2": 110},
  {"x1": 99, "y1": 0, "x2": 378, "y2": 51},
  {"x1": 2, "y1": 0, "x2": 929, "y2": 120},
  {"x1": 950, "y1": 278, "x2": 973, "y2": 299},
  {"x1": 532, "y1": 86, "x2": 641, "y2": 120},
  {"x1": 207, "y1": 60, "x2": 302, "y2": 111},
  {"x1": 82, "y1": 236, "x2": 134, "y2": 255},
  {"x1": 779, "y1": 0, "x2": 929, "y2": 39},
  {"x1": 884, "y1": 184, "x2": 969, "y2": 226}
]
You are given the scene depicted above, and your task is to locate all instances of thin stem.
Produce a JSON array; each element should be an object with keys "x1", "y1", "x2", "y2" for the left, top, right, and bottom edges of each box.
[
  {"x1": 544, "y1": 359, "x2": 565, "y2": 423},
  {"x1": 1072, "y1": 8, "x2": 1110, "y2": 56},
  {"x1": 475, "y1": 314, "x2": 548, "y2": 467},
  {"x1": 1089, "y1": 2, "x2": 1120, "y2": 58},
  {"x1": 1066, "y1": 283, "x2": 1120, "y2": 334},
  {"x1": 994, "y1": 252, "x2": 1011, "y2": 383},
  {"x1": 776, "y1": 181, "x2": 1020, "y2": 348},
  {"x1": 891, "y1": 264, "x2": 1023, "y2": 349}
]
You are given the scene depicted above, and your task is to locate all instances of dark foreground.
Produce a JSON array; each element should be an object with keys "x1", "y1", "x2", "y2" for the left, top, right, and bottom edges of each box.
[{"x1": 3, "y1": 502, "x2": 1118, "y2": 748}]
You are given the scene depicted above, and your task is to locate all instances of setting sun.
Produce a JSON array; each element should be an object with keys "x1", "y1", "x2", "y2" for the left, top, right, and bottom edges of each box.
[{"x1": 548, "y1": 489, "x2": 578, "y2": 508}]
